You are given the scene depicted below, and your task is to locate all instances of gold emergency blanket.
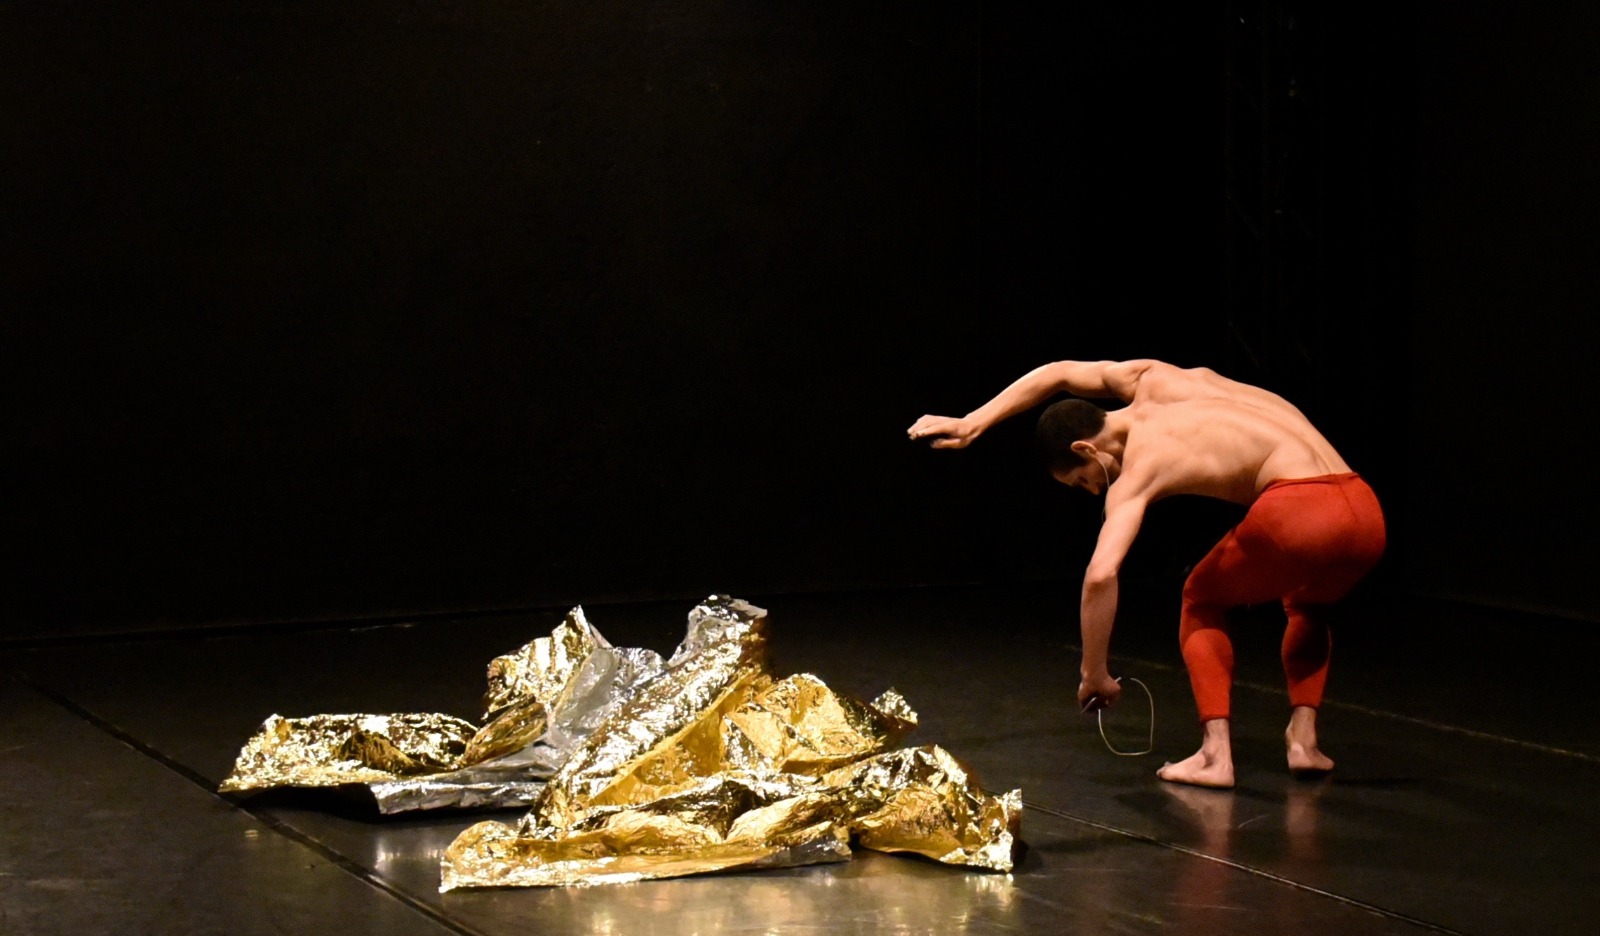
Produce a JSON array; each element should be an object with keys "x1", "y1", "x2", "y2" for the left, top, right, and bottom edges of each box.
[
  {"x1": 441, "y1": 596, "x2": 1021, "y2": 889},
  {"x1": 442, "y1": 745, "x2": 1022, "y2": 890},
  {"x1": 219, "y1": 595, "x2": 1022, "y2": 888},
  {"x1": 218, "y1": 606, "x2": 665, "y2": 812}
]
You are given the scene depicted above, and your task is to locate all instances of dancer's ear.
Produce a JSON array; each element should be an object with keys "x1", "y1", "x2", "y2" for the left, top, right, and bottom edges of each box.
[{"x1": 1070, "y1": 440, "x2": 1097, "y2": 459}]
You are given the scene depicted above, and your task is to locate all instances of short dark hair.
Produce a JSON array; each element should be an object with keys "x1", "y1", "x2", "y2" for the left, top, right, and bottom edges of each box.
[{"x1": 1036, "y1": 399, "x2": 1106, "y2": 471}]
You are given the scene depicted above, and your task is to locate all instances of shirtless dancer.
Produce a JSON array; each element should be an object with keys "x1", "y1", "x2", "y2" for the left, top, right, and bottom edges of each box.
[{"x1": 908, "y1": 359, "x2": 1385, "y2": 788}]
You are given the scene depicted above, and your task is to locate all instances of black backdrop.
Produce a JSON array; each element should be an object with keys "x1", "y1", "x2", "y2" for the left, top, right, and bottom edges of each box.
[
  {"x1": 1406, "y1": 0, "x2": 1600, "y2": 621},
  {"x1": 3, "y1": 3, "x2": 1210, "y2": 636},
  {"x1": 5, "y1": 2, "x2": 1595, "y2": 638}
]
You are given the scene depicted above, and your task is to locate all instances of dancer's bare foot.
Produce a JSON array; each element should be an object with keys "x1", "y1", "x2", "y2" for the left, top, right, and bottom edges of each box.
[
  {"x1": 1157, "y1": 751, "x2": 1236, "y2": 788},
  {"x1": 1157, "y1": 718, "x2": 1236, "y2": 789},
  {"x1": 1286, "y1": 705, "x2": 1334, "y2": 776}
]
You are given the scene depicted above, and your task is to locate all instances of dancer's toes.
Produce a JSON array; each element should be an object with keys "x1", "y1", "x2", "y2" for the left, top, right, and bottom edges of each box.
[{"x1": 1156, "y1": 750, "x2": 1235, "y2": 789}]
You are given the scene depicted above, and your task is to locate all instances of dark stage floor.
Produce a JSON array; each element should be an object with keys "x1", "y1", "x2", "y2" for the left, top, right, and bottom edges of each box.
[{"x1": 4, "y1": 584, "x2": 1596, "y2": 935}]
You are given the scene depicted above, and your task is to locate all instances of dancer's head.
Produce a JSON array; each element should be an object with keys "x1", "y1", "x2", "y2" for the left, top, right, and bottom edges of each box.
[{"x1": 1037, "y1": 399, "x2": 1115, "y2": 494}]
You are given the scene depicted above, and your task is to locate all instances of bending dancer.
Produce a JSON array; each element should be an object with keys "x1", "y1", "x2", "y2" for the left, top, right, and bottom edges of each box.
[{"x1": 908, "y1": 360, "x2": 1384, "y2": 788}]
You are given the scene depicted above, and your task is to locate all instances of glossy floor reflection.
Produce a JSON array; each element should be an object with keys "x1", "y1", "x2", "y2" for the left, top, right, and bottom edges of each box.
[{"x1": 5, "y1": 584, "x2": 1597, "y2": 935}]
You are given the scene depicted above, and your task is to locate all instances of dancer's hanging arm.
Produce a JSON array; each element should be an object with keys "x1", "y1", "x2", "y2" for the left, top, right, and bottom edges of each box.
[
  {"x1": 907, "y1": 359, "x2": 1156, "y2": 448},
  {"x1": 1077, "y1": 488, "x2": 1150, "y2": 712}
]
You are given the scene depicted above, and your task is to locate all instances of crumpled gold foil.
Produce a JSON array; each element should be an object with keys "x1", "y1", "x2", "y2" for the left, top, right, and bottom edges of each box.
[
  {"x1": 722, "y1": 674, "x2": 918, "y2": 775},
  {"x1": 441, "y1": 771, "x2": 853, "y2": 889},
  {"x1": 219, "y1": 593, "x2": 1023, "y2": 887},
  {"x1": 474, "y1": 606, "x2": 667, "y2": 774},
  {"x1": 218, "y1": 713, "x2": 480, "y2": 791},
  {"x1": 439, "y1": 596, "x2": 1021, "y2": 890},
  {"x1": 531, "y1": 596, "x2": 771, "y2": 827},
  {"x1": 218, "y1": 605, "x2": 664, "y2": 812},
  {"x1": 823, "y1": 745, "x2": 1023, "y2": 872},
  {"x1": 482, "y1": 608, "x2": 601, "y2": 720},
  {"x1": 439, "y1": 742, "x2": 1020, "y2": 890}
]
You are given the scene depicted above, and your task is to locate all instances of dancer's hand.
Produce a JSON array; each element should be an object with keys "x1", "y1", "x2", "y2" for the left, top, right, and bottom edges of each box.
[
  {"x1": 907, "y1": 414, "x2": 981, "y2": 449},
  {"x1": 1078, "y1": 671, "x2": 1121, "y2": 713}
]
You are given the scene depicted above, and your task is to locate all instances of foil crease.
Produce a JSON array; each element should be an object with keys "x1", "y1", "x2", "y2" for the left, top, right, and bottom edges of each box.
[
  {"x1": 460, "y1": 699, "x2": 548, "y2": 768},
  {"x1": 370, "y1": 778, "x2": 547, "y2": 814},
  {"x1": 477, "y1": 607, "x2": 667, "y2": 774},
  {"x1": 530, "y1": 596, "x2": 771, "y2": 827},
  {"x1": 482, "y1": 606, "x2": 603, "y2": 719},
  {"x1": 722, "y1": 673, "x2": 917, "y2": 775},
  {"x1": 218, "y1": 713, "x2": 479, "y2": 792}
]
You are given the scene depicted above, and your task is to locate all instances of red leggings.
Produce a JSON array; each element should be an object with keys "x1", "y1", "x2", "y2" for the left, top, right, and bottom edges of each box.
[{"x1": 1180, "y1": 473, "x2": 1385, "y2": 722}]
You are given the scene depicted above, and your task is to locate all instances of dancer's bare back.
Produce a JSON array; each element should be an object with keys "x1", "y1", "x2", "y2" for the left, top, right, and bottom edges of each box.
[{"x1": 1116, "y1": 362, "x2": 1350, "y2": 505}]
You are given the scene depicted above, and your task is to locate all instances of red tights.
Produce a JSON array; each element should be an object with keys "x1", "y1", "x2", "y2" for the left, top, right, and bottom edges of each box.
[{"x1": 1179, "y1": 473, "x2": 1385, "y2": 722}]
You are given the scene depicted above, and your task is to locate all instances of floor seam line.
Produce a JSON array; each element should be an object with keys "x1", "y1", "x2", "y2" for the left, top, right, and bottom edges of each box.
[
  {"x1": 0, "y1": 580, "x2": 1026, "y2": 650},
  {"x1": 7, "y1": 668, "x2": 493, "y2": 936},
  {"x1": 1022, "y1": 800, "x2": 1465, "y2": 935}
]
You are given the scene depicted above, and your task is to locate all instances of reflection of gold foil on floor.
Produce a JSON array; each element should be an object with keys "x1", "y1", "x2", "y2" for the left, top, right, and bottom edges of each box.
[{"x1": 218, "y1": 595, "x2": 1022, "y2": 888}]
